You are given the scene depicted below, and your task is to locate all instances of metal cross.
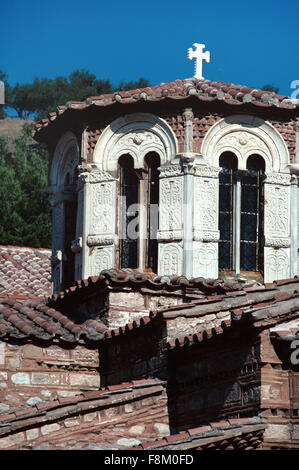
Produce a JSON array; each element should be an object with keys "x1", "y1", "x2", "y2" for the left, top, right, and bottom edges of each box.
[{"x1": 187, "y1": 43, "x2": 210, "y2": 80}]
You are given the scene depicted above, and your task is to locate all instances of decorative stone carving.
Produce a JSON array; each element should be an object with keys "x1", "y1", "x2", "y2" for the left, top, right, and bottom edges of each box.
[
  {"x1": 201, "y1": 115, "x2": 290, "y2": 172},
  {"x1": 193, "y1": 231, "x2": 220, "y2": 242},
  {"x1": 264, "y1": 172, "x2": 291, "y2": 186},
  {"x1": 90, "y1": 181, "x2": 116, "y2": 235},
  {"x1": 264, "y1": 184, "x2": 290, "y2": 238},
  {"x1": 87, "y1": 235, "x2": 115, "y2": 246},
  {"x1": 159, "y1": 164, "x2": 183, "y2": 179},
  {"x1": 264, "y1": 236, "x2": 291, "y2": 248},
  {"x1": 215, "y1": 131, "x2": 269, "y2": 158},
  {"x1": 193, "y1": 166, "x2": 220, "y2": 178},
  {"x1": 89, "y1": 246, "x2": 114, "y2": 276},
  {"x1": 265, "y1": 247, "x2": 290, "y2": 282},
  {"x1": 53, "y1": 203, "x2": 64, "y2": 253},
  {"x1": 94, "y1": 113, "x2": 178, "y2": 171},
  {"x1": 113, "y1": 130, "x2": 164, "y2": 156},
  {"x1": 159, "y1": 177, "x2": 183, "y2": 232},
  {"x1": 78, "y1": 167, "x2": 114, "y2": 188},
  {"x1": 194, "y1": 176, "x2": 218, "y2": 232},
  {"x1": 193, "y1": 242, "x2": 218, "y2": 278},
  {"x1": 157, "y1": 230, "x2": 183, "y2": 241},
  {"x1": 158, "y1": 243, "x2": 183, "y2": 276}
]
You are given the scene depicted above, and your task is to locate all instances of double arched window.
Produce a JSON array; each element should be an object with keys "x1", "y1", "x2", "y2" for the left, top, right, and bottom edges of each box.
[{"x1": 219, "y1": 152, "x2": 265, "y2": 275}]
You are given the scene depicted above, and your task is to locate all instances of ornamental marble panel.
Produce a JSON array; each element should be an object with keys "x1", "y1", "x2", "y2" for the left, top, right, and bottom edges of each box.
[
  {"x1": 53, "y1": 203, "x2": 64, "y2": 252},
  {"x1": 192, "y1": 241, "x2": 218, "y2": 279},
  {"x1": 89, "y1": 181, "x2": 116, "y2": 236},
  {"x1": 159, "y1": 176, "x2": 183, "y2": 233},
  {"x1": 194, "y1": 176, "x2": 218, "y2": 232},
  {"x1": 264, "y1": 183, "x2": 290, "y2": 239},
  {"x1": 158, "y1": 243, "x2": 183, "y2": 276},
  {"x1": 89, "y1": 246, "x2": 114, "y2": 276},
  {"x1": 264, "y1": 247, "x2": 290, "y2": 283}
]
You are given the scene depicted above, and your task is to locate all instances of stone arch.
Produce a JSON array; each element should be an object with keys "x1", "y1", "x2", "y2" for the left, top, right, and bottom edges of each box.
[
  {"x1": 93, "y1": 113, "x2": 178, "y2": 171},
  {"x1": 201, "y1": 115, "x2": 290, "y2": 172},
  {"x1": 50, "y1": 131, "x2": 80, "y2": 189}
]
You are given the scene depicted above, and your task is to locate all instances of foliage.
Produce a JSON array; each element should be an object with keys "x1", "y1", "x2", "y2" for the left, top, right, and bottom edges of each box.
[
  {"x1": 1, "y1": 69, "x2": 150, "y2": 120},
  {"x1": 261, "y1": 84, "x2": 279, "y2": 94},
  {"x1": 0, "y1": 125, "x2": 52, "y2": 248}
]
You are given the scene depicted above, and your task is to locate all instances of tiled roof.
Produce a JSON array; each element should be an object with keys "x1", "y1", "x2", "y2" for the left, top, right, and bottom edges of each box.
[
  {"x1": 131, "y1": 416, "x2": 266, "y2": 450},
  {"x1": 33, "y1": 77, "x2": 298, "y2": 140},
  {"x1": 0, "y1": 296, "x2": 107, "y2": 344},
  {"x1": 0, "y1": 379, "x2": 165, "y2": 435},
  {"x1": 270, "y1": 318, "x2": 299, "y2": 342},
  {"x1": 0, "y1": 245, "x2": 51, "y2": 297},
  {"x1": 100, "y1": 278, "x2": 299, "y2": 346},
  {"x1": 48, "y1": 268, "x2": 260, "y2": 306}
]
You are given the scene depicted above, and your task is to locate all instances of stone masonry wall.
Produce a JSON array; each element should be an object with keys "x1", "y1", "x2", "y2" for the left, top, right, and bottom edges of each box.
[
  {"x1": 0, "y1": 340, "x2": 100, "y2": 416},
  {"x1": 0, "y1": 381, "x2": 169, "y2": 450},
  {"x1": 259, "y1": 330, "x2": 299, "y2": 449}
]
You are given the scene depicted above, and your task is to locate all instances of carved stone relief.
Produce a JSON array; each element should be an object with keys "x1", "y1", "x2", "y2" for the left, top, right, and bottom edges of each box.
[
  {"x1": 159, "y1": 177, "x2": 183, "y2": 233},
  {"x1": 215, "y1": 130, "x2": 269, "y2": 158},
  {"x1": 89, "y1": 246, "x2": 114, "y2": 276},
  {"x1": 194, "y1": 176, "x2": 218, "y2": 232},
  {"x1": 264, "y1": 184, "x2": 290, "y2": 238},
  {"x1": 264, "y1": 247, "x2": 290, "y2": 282},
  {"x1": 193, "y1": 242, "x2": 218, "y2": 278},
  {"x1": 158, "y1": 243, "x2": 183, "y2": 276},
  {"x1": 89, "y1": 181, "x2": 116, "y2": 236}
]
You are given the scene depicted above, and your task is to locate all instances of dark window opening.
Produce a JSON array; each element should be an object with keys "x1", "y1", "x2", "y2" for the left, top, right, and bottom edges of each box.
[
  {"x1": 63, "y1": 174, "x2": 77, "y2": 289},
  {"x1": 219, "y1": 152, "x2": 238, "y2": 270},
  {"x1": 119, "y1": 155, "x2": 139, "y2": 269},
  {"x1": 145, "y1": 152, "x2": 160, "y2": 273},
  {"x1": 240, "y1": 154, "x2": 265, "y2": 272}
]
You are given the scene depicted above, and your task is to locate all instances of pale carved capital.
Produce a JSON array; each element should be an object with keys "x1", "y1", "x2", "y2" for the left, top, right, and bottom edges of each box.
[
  {"x1": 264, "y1": 172, "x2": 291, "y2": 186},
  {"x1": 264, "y1": 236, "x2": 291, "y2": 248},
  {"x1": 87, "y1": 234, "x2": 116, "y2": 247},
  {"x1": 157, "y1": 230, "x2": 183, "y2": 241}
]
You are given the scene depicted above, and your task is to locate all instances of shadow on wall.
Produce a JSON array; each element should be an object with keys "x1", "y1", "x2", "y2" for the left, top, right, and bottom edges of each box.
[{"x1": 99, "y1": 318, "x2": 262, "y2": 433}]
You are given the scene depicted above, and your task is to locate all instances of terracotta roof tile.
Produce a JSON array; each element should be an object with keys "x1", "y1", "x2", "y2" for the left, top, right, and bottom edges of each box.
[
  {"x1": 0, "y1": 245, "x2": 51, "y2": 297},
  {"x1": 0, "y1": 296, "x2": 107, "y2": 345},
  {"x1": 130, "y1": 416, "x2": 266, "y2": 450},
  {"x1": 33, "y1": 77, "x2": 297, "y2": 140}
]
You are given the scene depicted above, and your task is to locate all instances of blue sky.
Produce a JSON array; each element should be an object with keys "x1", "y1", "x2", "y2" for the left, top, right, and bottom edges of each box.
[{"x1": 1, "y1": 0, "x2": 298, "y2": 98}]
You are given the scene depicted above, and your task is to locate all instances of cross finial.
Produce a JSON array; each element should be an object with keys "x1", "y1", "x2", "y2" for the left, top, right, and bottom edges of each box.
[{"x1": 187, "y1": 43, "x2": 210, "y2": 80}]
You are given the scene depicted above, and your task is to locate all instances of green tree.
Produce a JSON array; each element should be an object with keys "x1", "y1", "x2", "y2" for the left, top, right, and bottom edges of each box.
[
  {"x1": 6, "y1": 70, "x2": 150, "y2": 120},
  {"x1": 261, "y1": 84, "x2": 279, "y2": 94},
  {"x1": 0, "y1": 70, "x2": 12, "y2": 119},
  {"x1": 0, "y1": 125, "x2": 51, "y2": 247}
]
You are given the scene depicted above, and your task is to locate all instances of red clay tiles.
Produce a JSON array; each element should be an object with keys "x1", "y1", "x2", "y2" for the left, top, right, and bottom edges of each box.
[
  {"x1": 0, "y1": 245, "x2": 51, "y2": 297},
  {"x1": 33, "y1": 77, "x2": 297, "y2": 140}
]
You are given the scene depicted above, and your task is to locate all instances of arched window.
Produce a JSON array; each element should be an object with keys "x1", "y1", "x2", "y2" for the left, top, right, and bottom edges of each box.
[
  {"x1": 118, "y1": 154, "x2": 139, "y2": 269},
  {"x1": 218, "y1": 152, "x2": 265, "y2": 275}
]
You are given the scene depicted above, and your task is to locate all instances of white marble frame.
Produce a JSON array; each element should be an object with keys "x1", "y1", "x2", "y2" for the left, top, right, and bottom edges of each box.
[
  {"x1": 201, "y1": 115, "x2": 290, "y2": 173},
  {"x1": 49, "y1": 132, "x2": 80, "y2": 292},
  {"x1": 90, "y1": 113, "x2": 178, "y2": 273},
  {"x1": 93, "y1": 113, "x2": 178, "y2": 171},
  {"x1": 201, "y1": 114, "x2": 292, "y2": 282}
]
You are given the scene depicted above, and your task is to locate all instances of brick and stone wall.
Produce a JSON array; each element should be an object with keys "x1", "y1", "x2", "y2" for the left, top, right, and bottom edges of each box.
[
  {"x1": 0, "y1": 340, "x2": 100, "y2": 416},
  {"x1": 0, "y1": 380, "x2": 169, "y2": 450},
  {"x1": 167, "y1": 328, "x2": 261, "y2": 431}
]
